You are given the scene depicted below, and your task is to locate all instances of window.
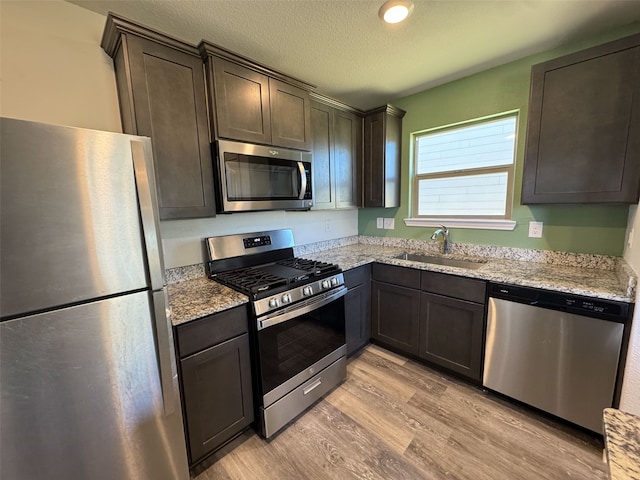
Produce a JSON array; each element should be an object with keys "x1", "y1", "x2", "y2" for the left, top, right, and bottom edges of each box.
[{"x1": 412, "y1": 113, "x2": 517, "y2": 220}]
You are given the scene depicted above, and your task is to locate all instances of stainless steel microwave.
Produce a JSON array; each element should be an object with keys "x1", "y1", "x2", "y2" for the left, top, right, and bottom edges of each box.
[{"x1": 214, "y1": 140, "x2": 313, "y2": 213}]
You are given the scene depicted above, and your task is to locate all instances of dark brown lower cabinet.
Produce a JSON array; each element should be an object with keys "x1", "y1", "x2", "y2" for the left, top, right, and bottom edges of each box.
[
  {"x1": 371, "y1": 280, "x2": 420, "y2": 356},
  {"x1": 419, "y1": 292, "x2": 485, "y2": 381},
  {"x1": 344, "y1": 265, "x2": 371, "y2": 356},
  {"x1": 370, "y1": 263, "x2": 487, "y2": 381},
  {"x1": 175, "y1": 307, "x2": 253, "y2": 466}
]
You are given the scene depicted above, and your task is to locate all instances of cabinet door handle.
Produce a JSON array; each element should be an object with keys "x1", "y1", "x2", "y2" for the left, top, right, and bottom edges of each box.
[{"x1": 303, "y1": 379, "x2": 322, "y2": 395}]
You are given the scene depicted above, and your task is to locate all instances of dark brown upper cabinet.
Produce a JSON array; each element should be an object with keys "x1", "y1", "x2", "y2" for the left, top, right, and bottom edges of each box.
[
  {"x1": 101, "y1": 14, "x2": 216, "y2": 220},
  {"x1": 200, "y1": 43, "x2": 314, "y2": 151},
  {"x1": 522, "y1": 33, "x2": 640, "y2": 204},
  {"x1": 310, "y1": 94, "x2": 363, "y2": 210},
  {"x1": 363, "y1": 105, "x2": 406, "y2": 208}
]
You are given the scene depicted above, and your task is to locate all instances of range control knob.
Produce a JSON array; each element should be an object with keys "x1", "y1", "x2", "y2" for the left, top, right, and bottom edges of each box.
[
  {"x1": 330, "y1": 277, "x2": 339, "y2": 286},
  {"x1": 268, "y1": 298, "x2": 279, "y2": 308},
  {"x1": 281, "y1": 294, "x2": 292, "y2": 304},
  {"x1": 302, "y1": 286, "x2": 313, "y2": 296},
  {"x1": 321, "y1": 280, "x2": 331, "y2": 289}
]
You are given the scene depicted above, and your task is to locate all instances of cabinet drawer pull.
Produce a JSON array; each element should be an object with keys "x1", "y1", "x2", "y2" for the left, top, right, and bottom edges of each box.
[{"x1": 303, "y1": 379, "x2": 322, "y2": 395}]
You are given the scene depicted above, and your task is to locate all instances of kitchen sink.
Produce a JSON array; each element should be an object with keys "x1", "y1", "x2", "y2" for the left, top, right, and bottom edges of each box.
[{"x1": 392, "y1": 253, "x2": 487, "y2": 270}]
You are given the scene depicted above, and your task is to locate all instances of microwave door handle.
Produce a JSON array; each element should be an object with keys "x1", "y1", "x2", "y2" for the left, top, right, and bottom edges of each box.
[{"x1": 297, "y1": 162, "x2": 306, "y2": 200}]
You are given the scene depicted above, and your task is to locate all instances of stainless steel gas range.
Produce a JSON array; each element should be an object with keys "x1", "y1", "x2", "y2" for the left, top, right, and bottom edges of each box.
[{"x1": 205, "y1": 229, "x2": 347, "y2": 438}]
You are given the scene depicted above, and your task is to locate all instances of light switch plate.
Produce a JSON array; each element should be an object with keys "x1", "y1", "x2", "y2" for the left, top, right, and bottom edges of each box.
[
  {"x1": 383, "y1": 218, "x2": 395, "y2": 229},
  {"x1": 376, "y1": 217, "x2": 384, "y2": 229},
  {"x1": 528, "y1": 221, "x2": 543, "y2": 238}
]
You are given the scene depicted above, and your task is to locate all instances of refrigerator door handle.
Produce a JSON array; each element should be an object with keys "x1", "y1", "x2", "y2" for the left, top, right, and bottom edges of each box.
[
  {"x1": 152, "y1": 289, "x2": 179, "y2": 415},
  {"x1": 130, "y1": 139, "x2": 165, "y2": 291}
]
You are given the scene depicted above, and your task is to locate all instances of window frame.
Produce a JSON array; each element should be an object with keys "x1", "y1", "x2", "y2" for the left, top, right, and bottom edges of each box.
[{"x1": 411, "y1": 112, "x2": 518, "y2": 220}]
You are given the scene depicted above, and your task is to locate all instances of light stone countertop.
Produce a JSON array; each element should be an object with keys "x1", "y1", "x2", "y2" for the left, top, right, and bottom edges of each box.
[
  {"x1": 167, "y1": 243, "x2": 635, "y2": 327},
  {"x1": 603, "y1": 408, "x2": 640, "y2": 480},
  {"x1": 303, "y1": 244, "x2": 636, "y2": 302},
  {"x1": 168, "y1": 277, "x2": 248, "y2": 326}
]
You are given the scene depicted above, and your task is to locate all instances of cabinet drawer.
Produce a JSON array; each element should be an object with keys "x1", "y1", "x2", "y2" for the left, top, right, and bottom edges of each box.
[
  {"x1": 175, "y1": 306, "x2": 249, "y2": 358},
  {"x1": 344, "y1": 264, "x2": 371, "y2": 288},
  {"x1": 372, "y1": 263, "x2": 420, "y2": 289},
  {"x1": 421, "y1": 271, "x2": 486, "y2": 304}
]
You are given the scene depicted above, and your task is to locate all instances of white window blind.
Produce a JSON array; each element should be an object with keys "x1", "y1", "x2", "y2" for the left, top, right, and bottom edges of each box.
[{"x1": 413, "y1": 114, "x2": 517, "y2": 218}]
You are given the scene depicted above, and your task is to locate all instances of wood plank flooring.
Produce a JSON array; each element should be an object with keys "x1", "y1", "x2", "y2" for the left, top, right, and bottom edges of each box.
[{"x1": 194, "y1": 345, "x2": 608, "y2": 480}]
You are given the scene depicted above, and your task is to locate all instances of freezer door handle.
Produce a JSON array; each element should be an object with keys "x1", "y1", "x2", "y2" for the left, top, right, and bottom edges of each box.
[{"x1": 152, "y1": 289, "x2": 178, "y2": 415}]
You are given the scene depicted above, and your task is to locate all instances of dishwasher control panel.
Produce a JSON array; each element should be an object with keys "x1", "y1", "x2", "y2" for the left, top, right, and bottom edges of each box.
[{"x1": 489, "y1": 283, "x2": 629, "y2": 322}]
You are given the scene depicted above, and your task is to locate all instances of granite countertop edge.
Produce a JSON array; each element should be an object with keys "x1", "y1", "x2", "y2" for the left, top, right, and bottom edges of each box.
[{"x1": 168, "y1": 244, "x2": 636, "y2": 326}]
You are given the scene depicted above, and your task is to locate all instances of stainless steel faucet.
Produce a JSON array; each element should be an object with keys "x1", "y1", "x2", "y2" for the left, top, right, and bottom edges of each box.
[{"x1": 430, "y1": 225, "x2": 450, "y2": 254}]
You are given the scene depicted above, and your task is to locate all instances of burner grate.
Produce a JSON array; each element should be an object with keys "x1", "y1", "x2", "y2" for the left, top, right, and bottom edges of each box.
[
  {"x1": 213, "y1": 257, "x2": 341, "y2": 297},
  {"x1": 275, "y1": 258, "x2": 339, "y2": 276},
  {"x1": 215, "y1": 268, "x2": 289, "y2": 294}
]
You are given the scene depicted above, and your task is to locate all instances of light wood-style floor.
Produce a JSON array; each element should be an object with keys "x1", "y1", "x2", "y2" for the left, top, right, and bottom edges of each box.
[{"x1": 194, "y1": 344, "x2": 608, "y2": 480}]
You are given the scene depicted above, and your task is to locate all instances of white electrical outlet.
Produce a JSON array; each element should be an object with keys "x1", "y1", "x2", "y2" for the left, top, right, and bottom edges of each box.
[
  {"x1": 383, "y1": 218, "x2": 395, "y2": 229},
  {"x1": 528, "y1": 221, "x2": 543, "y2": 238},
  {"x1": 628, "y1": 228, "x2": 635, "y2": 247},
  {"x1": 324, "y1": 220, "x2": 331, "y2": 232},
  {"x1": 376, "y1": 217, "x2": 384, "y2": 229}
]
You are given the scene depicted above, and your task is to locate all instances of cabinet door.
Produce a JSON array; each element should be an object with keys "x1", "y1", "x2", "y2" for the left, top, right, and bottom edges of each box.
[
  {"x1": 310, "y1": 101, "x2": 335, "y2": 209},
  {"x1": 270, "y1": 79, "x2": 312, "y2": 150},
  {"x1": 180, "y1": 333, "x2": 254, "y2": 465},
  {"x1": 522, "y1": 35, "x2": 640, "y2": 204},
  {"x1": 371, "y1": 281, "x2": 420, "y2": 356},
  {"x1": 212, "y1": 57, "x2": 271, "y2": 145},
  {"x1": 345, "y1": 277, "x2": 371, "y2": 356},
  {"x1": 124, "y1": 35, "x2": 215, "y2": 219},
  {"x1": 363, "y1": 106, "x2": 404, "y2": 208},
  {"x1": 419, "y1": 292, "x2": 485, "y2": 381},
  {"x1": 334, "y1": 109, "x2": 362, "y2": 209},
  {"x1": 363, "y1": 111, "x2": 385, "y2": 207}
]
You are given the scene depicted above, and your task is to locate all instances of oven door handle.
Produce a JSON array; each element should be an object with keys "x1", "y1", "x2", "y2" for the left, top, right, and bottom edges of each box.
[
  {"x1": 297, "y1": 161, "x2": 307, "y2": 200},
  {"x1": 258, "y1": 286, "x2": 347, "y2": 330}
]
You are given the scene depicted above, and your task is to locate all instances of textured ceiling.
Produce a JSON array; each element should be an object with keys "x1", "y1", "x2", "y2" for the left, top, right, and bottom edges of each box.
[{"x1": 68, "y1": 0, "x2": 640, "y2": 110}]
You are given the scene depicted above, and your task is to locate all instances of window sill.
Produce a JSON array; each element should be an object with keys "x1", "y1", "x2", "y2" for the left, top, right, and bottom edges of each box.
[{"x1": 403, "y1": 218, "x2": 517, "y2": 231}]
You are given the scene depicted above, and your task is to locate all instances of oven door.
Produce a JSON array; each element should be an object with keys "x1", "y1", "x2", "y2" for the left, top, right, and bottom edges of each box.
[
  {"x1": 216, "y1": 140, "x2": 312, "y2": 212},
  {"x1": 256, "y1": 287, "x2": 347, "y2": 407}
]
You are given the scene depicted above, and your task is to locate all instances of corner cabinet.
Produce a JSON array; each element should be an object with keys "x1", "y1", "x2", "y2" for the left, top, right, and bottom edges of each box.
[
  {"x1": 522, "y1": 33, "x2": 640, "y2": 204},
  {"x1": 363, "y1": 105, "x2": 406, "y2": 208},
  {"x1": 174, "y1": 306, "x2": 254, "y2": 467},
  {"x1": 101, "y1": 14, "x2": 216, "y2": 220},
  {"x1": 201, "y1": 44, "x2": 314, "y2": 151},
  {"x1": 311, "y1": 95, "x2": 363, "y2": 210}
]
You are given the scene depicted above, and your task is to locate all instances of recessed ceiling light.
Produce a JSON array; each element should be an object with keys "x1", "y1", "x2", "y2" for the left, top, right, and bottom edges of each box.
[{"x1": 379, "y1": 0, "x2": 414, "y2": 24}]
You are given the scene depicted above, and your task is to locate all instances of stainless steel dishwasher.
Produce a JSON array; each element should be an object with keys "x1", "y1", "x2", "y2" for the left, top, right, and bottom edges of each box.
[{"x1": 483, "y1": 283, "x2": 629, "y2": 433}]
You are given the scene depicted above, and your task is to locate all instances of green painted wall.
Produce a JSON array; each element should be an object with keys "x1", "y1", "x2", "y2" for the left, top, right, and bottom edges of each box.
[{"x1": 359, "y1": 22, "x2": 640, "y2": 256}]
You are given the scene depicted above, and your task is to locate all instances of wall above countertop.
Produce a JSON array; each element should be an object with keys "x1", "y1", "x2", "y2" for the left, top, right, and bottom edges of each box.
[
  {"x1": 359, "y1": 21, "x2": 640, "y2": 257},
  {"x1": 161, "y1": 209, "x2": 358, "y2": 269}
]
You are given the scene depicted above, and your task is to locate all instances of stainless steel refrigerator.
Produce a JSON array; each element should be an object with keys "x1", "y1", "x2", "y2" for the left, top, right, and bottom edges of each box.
[{"x1": 0, "y1": 118, "x2": 190, "y2": 479}]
